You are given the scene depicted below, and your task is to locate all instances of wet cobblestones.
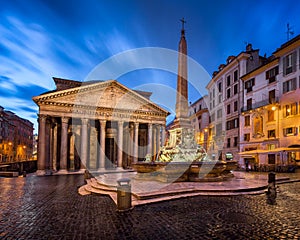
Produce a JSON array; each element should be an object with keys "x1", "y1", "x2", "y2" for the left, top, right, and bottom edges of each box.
[{"x1": 0, "y1": 175, "x2": 299, "y2": 239}]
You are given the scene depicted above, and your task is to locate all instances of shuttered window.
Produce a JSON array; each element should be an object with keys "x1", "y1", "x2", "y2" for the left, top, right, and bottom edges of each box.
[{"x1": 283, "y1": 51, "x2": 297, "y2": 76}]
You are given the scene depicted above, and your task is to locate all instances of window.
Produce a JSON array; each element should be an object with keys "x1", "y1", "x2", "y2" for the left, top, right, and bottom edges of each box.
[
  {"x1": 266, "y1": 66, "x2": 279, "y2": 83},
  {"x1": 283, "y1": 78, "x2": 296, "y2": 94},
  {"x1": 268, "y1": 110, "x2": 275, "y2": 121},
  {"x1": 217, "y1": 109, "x2": 222, "y2": 119},
  {"x1": 218, "y1": 94, "x2": 222, "y2": 104},
  {"x1": 216, "y1": 123, "x2": 222, "y2": 136},
  {"x1": 283, "y1": 127, "x2": 298, "y2": 136},
  {"x1": 226, "y1": 121, "x2": 231, "y2": 130},
  {"x1": 226, "y1": 118, "x2": 239, "y2": 130},
  {"x1": 218, "y1": 82, "x2": 222, "y2": 92},
  {"x1": 268, "y1": 129, "x2": 276, "y2": 138},
  {"x1": 199, "y1": 105, "x2": 202, "y2": 111},
  {"x1": 234, "y1": 101, "x2": 238, "y2": 112},
  {"x1": 227, "y1": 104, "x2": 231, "y2": 114},
  {"x1": 245, "y1": 78, "x2": 255, "y2": 93},
  {"x1": 247, "y1": 98, "x2": 252, "y2": 111},
  {"x1": 267, "y1": 144, "x2": 276, "y2": 150},
  {"x1": 268, "y1": 154, "x2": 276, "y2": 164},
  {"x1": 234, "y1": 70, "x2": 238, "y2": 82},
  {"x1": 244, "y1": 133, "x2": 250, "y2": 142},
  {"x1": 234, "y1": 84, "x2": 238, "y2": 95},
  {"x1": 211, "y1": 112, "x2": 215, "y2": 122},
  {"x1": 283, "y1": 51, "x2": 297, "y2": 75},
  {"x1": 213, "y1": 89, "x2": 215, "y2": 98},
  {"x1": 233, "y1": 118, "x2": 239, "y2": 128},
  {"x1": 284, "y1": 103, "x2": 298, "y2": 117},
  {"x1": 245, "y1": 116, "x2": 250, "y2": 126},
  {"x1": 234, "y1": 137, "x2": 238, "y2": 147},
  {"x1": 268, "y1": 89, "x2": 276, "y2": 104},
  {"x1": 227, "y1": 138, "x2": 231, "y2": 148},
  {"x1": 227, "y1": 75, "x2": 231, "y2": 86},
  {"x1": 227, "y1": 88, "x2": 231, "y2": 98}
]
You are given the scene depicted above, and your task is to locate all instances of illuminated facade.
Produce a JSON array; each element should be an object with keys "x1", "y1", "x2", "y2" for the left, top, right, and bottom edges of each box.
[
  {"x1": 240, "y1": 35, "x2": 300, "y2": 170},
  {"x1": 205, "y1": 44, "x2": 264, "y2": 161},
  {"x1": 33, "y1": 78, "x2": 168, "y2": 175},
  {"x1": 0, "y1": 106, "x2": 34, "y2": 164},
  {"x1": 188, "y1": 96, "x2": 209, "y2": 150}
]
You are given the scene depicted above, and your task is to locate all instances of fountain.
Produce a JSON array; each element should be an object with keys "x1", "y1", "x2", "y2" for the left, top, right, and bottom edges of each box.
[{"x1": 133, "y1": 20, "x2": 237, "y2": 182}]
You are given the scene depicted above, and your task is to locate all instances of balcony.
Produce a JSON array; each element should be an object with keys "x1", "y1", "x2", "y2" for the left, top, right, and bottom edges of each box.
[{"x1": 241, "y1": 97, "x2": 279, "y2": 112}]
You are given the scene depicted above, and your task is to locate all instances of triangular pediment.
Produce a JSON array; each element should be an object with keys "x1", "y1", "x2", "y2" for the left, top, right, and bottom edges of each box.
[{"x1": 33, "y1": 80, "x2": 169, "y2": 116}]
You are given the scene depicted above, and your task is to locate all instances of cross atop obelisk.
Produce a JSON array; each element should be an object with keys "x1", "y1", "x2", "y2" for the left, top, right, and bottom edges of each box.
[
  {"x1": 172, "y1": 17, "x2": 191, "y2": 129},
  {"x1": 180, "y1": 17, "x2": 186, "y2": 31}
]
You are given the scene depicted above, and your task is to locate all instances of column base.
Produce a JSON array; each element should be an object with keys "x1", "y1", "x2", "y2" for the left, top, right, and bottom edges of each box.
[
  {"x1": 78, "y1": 168, "x2": 87, "y2": 174},
  {"x1": 97, "y1": 167, "x2": 106, "y2": 173},
  {"x1": 116, "y1": 167, "x2": 124, "y2": 171},
  {"x1": 36, "y1": 170, "x2": 46, "y2": 176},
  {"x1": 56, "y1": 169, "x2": 69, "y2": 175}
]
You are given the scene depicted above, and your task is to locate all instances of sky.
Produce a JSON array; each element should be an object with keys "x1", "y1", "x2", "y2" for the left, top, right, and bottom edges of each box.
[{"x1": 1, "y1": 0, "x2": 300, "y2": 132}]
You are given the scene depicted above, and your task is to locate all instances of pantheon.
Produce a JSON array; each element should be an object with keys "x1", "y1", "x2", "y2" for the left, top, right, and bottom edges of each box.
[{"x1": 33, "y1": 78, "x2": 169, "y2": 175}]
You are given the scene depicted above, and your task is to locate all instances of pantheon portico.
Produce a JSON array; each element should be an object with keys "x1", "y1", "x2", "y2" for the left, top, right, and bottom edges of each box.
[{"x1": 33, "y1": 78, "x2": 169, "y2": 175}]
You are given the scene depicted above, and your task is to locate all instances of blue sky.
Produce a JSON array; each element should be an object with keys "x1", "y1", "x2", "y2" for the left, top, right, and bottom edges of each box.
[{"x1": 1, "y1": 0, "x2": 299, "y2": 132}]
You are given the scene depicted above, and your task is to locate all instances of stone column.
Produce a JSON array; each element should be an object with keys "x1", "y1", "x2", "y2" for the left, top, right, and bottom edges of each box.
[
  {"x1": 117, "y1": 121, "x2": 124, "y2": 169},
  {"x1": 36, "y1": 115, "x2": 47, "y2": 175},
  {"x1": 147, "y1": 123, "x2": 153, "y2": 157},
  {"x1": 133, "y1": 122, "x2": 139, "y2": 163},
  {"x1": 153, "y1": 126, "x2": 157, "y2": 160},
  {"x1": 161, "y1": 125, "x2": 166, "y2": 147},
  {"x1": 156, "y1": 125, "x2": 160, "y2": 152},
  {"x1": 59, "y1": 117, "x2": 69, "y2": 174},
  {"x1": 99, "y1": 120, "x2": 106, "y2": 170},
  {"x1": 52, "y1": 119, "x2": 58, "y2": 172},
  {"x1": 129, "y1": 123, "x2": 134, "y2": 167},
  {"x1": 89, "y1": 126, "x2": 98, "y2": 170},
  {"x1": 80, "y1": 118, "x2": 89, "y2": 171},
  {"x1": 49, "y1": 119, "x2": 53, "y2": 172}
]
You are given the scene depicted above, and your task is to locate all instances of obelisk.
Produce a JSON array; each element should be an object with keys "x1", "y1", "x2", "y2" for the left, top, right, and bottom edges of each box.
[{"x1": 172, "y1": 18, "x2": 191, "y2": 129}]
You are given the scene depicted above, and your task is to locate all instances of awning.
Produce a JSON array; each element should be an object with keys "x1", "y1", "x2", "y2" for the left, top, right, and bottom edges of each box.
[
  {"x1": 239, "y1": 147, "x2": 300, "y2": 155},
  {"x1": 267, "y1": 147, "x2": 300, "y2": 153},
  {"x1": 238, "y1": 149, "x2": 269, "y2": 155}
]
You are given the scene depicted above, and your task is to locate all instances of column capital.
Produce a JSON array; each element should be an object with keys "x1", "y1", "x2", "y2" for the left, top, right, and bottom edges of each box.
[
  {"x1": 61, "y1": 116, "x2": 70, "y2": 124},
  {"x1": 81, "y1": 118, "x2": 89, "y2": 125},
  {"x1": 134, "y1": 122, "x2": 139, "y2": 128},
  {"x1": 38, "y1": 114, "x2": 47, "y2": 122},
  {"x1": 99, "y1": 119, "x2": 107, "y2": 127},
  {"x1": 118, "y1": 121, "x2": 124, "y2": 127}
]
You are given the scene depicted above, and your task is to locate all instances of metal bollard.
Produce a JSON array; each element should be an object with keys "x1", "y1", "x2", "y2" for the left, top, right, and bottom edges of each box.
[
  {"x1": 116, "y1": 178, "x2": 133, "y2": 212},
  {"x1": 265, "y1": 172, "x2": 276, "y2": 205},
  {"x1": 84, "y1": 170, "x2": 90, "y2": 179}
]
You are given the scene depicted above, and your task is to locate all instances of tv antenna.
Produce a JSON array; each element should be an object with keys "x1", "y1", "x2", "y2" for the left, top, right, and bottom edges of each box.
[{"x1": 286, "y1": 23, "x2": 294, "y2": 41}]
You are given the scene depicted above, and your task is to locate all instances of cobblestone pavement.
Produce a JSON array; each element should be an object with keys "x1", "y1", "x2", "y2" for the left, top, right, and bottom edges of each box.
[{"x1": 0, "y1": 175, "x2": 299, "y2": 240}]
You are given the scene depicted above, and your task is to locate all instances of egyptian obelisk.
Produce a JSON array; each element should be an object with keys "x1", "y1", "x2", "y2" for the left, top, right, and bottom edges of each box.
[{"x1": 172, "y1": 18, "x2": 191, "y2": 129}]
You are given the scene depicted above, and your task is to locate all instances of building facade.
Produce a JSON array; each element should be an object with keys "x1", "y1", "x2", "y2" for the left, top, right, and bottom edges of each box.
[
  {"x1": 188, "y1": 95, "x2": 209, "y2": 150},
  {"x1": 0, "y1": 106, "x2": 34, "y2": 164},
  {"x1": 239, "y1": 35, "x2": 300, "y2": 170},
  {"x1": 205, "y1": 44, "x2": 265, "y2": 161},
  {"x1": 33, "y1": 78, "x2": 169, "y2": 175}
]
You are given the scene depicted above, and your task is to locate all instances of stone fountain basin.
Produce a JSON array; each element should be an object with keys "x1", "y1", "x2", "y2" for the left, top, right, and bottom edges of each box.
[
  {"x1": 224, "y1": 160, "x2": 238, "y2": 172},
  {"x1": 133, "y1": 161, "x2": 233, "y2": 181},
  {"x1": 132, "y1": 162, "x2": 166, "y2": 173}
]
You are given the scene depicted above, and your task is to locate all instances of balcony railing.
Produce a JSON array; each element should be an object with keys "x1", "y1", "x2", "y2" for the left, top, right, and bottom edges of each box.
[{"x1": 241, "y1": 97, "x2": 279, "y2": 112}]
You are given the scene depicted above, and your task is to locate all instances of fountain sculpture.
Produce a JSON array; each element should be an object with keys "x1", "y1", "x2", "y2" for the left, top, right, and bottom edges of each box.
[{"x1": 133, "y1": 19, "x2": 237, "y2": 182}]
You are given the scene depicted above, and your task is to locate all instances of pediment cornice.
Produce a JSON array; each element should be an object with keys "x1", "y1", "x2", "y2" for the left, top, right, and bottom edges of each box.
[{"x1": 33, "y1": 80, "x2": 169, "y2": 117}]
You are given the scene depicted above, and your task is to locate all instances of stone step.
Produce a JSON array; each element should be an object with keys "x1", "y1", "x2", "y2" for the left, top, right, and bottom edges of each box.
[{"x1": 0, "y1": 171, "x2": 19, "y2": 177}]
